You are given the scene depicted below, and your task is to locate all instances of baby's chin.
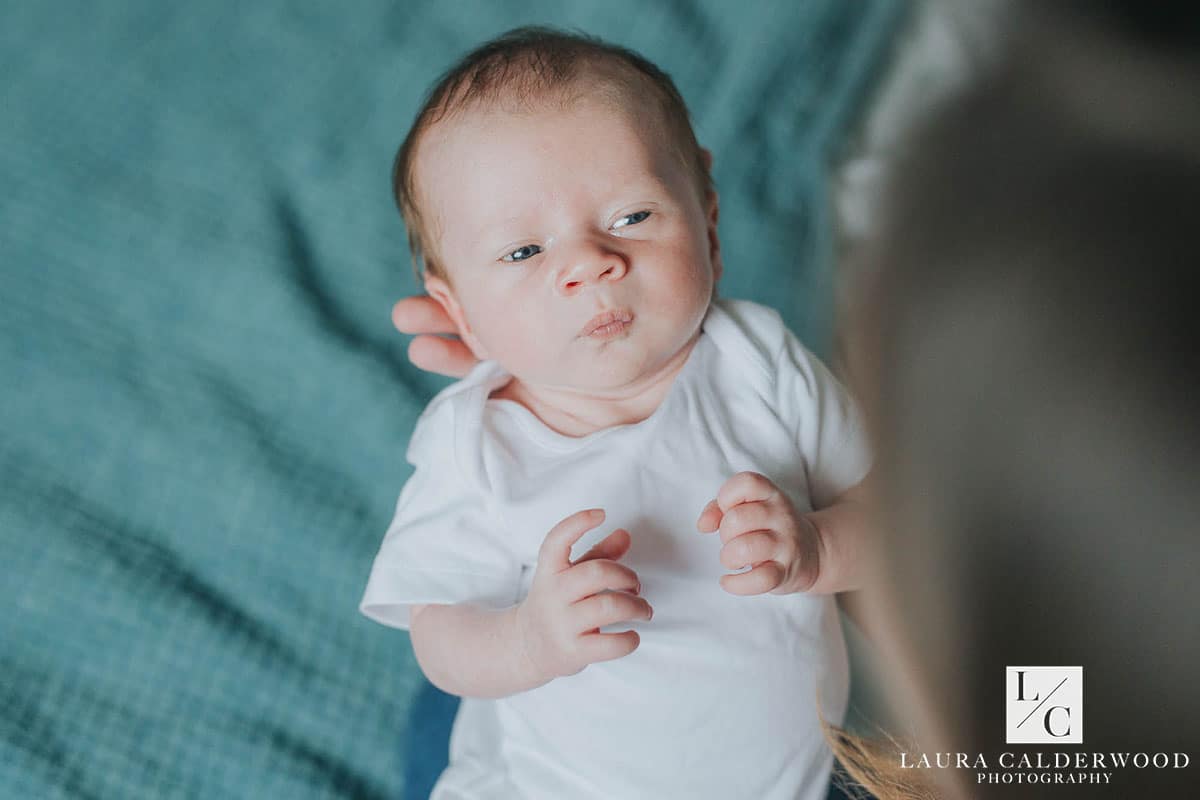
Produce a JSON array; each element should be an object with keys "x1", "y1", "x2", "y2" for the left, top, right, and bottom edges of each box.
[
  {"x1": 516, "y1": 363, "x2": 653, "y2": 395},
  {"x1": 515, "y1": 344, "x2": 695, "y2": 397}
]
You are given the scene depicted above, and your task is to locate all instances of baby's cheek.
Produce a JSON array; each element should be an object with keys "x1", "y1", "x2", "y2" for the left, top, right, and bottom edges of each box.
[
  {"x1": 655, "y1": 270, "x2": 711, "y2": 329},
  {"x1": 496, "y1": 336, "x2": 549, "y2": 375},
  {"x1": 472, "y1": 309, "x2": 556, "y2": 377}
]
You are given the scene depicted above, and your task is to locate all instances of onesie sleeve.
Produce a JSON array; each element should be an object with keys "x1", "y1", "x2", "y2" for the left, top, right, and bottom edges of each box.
[
  {"x1": 775, "y1": 328, "x2": 873, "y2": 510},
  {"x1": 359, "y1": 398, "x2": 521, "y2": 631}
]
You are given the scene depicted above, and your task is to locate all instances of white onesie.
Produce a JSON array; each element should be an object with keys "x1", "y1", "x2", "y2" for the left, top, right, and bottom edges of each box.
[{"x1": 361, "y1": 297, "x2": 872, "y2": 800}]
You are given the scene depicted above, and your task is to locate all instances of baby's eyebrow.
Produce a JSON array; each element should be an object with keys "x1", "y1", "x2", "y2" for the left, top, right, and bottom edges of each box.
[
  {"x1": 472, "y1": 215, "x2": 529, "y2": 247},
  {"x1": 469, "y1": 181, "x2": 674, "y2": 247}
]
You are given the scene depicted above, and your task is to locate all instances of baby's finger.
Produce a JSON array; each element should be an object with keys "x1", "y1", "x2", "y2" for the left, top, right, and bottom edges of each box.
[
  {"x1": 407, "y1": 335, "x2": 478, "y2": 379},
  {"x1": 572, "y1": 591, "x2": 653, "y2": 632},
  {"x1": 577, "y1": 630, "x2": 641, "y2": 665},
  {"x1": 573, "y1": 528, "x2": 632, "y2": 565},
  {"x1": 720, "y1": 530, "x2": 777, "y2": 571},
  {"x1": 716, "y1": 500, "x2": 773, "y2": 545},
  {"x1": 392, "y1": 295, "x2": 459, "y2": 335},
  {"x1": 715, "y1": 471, "x2": 780, "y2": 513},
  {"x1": 696, "y1": 499, "x2": 722, "y2": 533},
  {"x1": 563, "y1": 558, "x2": 640, "y2": 602},
  {"x1": 538, "y1": 509, "x2": 606, "y2": 573},
  {"x1": 719, "y1": 561, "x2": 785, "y2": 596}
]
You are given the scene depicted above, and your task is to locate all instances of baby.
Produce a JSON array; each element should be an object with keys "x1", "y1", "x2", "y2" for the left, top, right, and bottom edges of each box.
[{"x1": 360, "y1": 27, "x2": 873, "y2": 800}]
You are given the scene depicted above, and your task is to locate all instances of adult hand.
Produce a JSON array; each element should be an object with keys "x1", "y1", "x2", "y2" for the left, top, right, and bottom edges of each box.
[{"x1": 392, "y1": 295, "x2": 480, "y2": 378}]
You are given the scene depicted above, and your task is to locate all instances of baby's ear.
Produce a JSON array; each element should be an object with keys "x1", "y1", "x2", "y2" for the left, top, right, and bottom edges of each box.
[
  {"x1": 705, "y1": 187, "x2": 723, "y2": 284},
  {"x1": 698, "y1": 147, "x2": 722, "y2": 284},
  {"x1": 423, "y1": 275, "x2": 490, "y2": 361}
]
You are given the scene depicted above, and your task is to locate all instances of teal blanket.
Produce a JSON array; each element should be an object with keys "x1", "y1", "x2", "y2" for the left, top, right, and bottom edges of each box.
[{"x1": 1, "y1": 2, "x2": 902, "y2": 797}]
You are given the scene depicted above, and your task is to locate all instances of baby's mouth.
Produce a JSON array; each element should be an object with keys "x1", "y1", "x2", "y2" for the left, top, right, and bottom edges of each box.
[{"x1": 579, "y1": 308, "x2": 635, "y2": 339}]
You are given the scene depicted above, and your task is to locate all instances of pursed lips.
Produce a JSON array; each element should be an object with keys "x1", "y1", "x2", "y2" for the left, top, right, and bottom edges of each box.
[{"x1": 579, "y1": 308, "x2": 635, "y2": 338}]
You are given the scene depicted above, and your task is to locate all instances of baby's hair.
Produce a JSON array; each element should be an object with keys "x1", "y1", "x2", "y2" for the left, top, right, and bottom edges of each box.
[{"x1": 391, "y1": 25, "x2": 713, "y2": 282}]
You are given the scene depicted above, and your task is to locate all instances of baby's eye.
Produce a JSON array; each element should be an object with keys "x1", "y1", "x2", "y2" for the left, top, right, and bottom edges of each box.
[
  {"x1": 611, "y1": 210, "x2": 652, "y2": 230},
  {"x1": 501, "y1": 244, "x2": 543, "y2": 263}
]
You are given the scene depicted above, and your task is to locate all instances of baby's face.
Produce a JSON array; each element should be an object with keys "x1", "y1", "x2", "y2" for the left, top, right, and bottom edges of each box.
[{"x1": 416, "y1": 95, "x2": 721, "y2": 394}]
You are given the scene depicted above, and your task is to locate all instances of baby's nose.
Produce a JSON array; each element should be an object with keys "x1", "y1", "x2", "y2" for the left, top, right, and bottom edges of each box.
[{"x1": 558, "y1": 249, "x2": 628, "y2": 294}]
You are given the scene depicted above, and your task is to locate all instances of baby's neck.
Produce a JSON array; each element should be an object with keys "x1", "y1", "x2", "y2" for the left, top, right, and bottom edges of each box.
[{"x1": 490, "y1": 332, "x2": 701, "y2": 438}]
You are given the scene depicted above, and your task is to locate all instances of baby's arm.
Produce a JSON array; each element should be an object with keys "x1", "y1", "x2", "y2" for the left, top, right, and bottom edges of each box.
[
  {"x1": 800, "y1": 479, "x2": 872, "y2": 594},
  {"x1": 409, "y1": 602, "x2": 540, "y2": 699},
  {"x1": 408, "y1": 509, "x2": 652, "y2": 699}
]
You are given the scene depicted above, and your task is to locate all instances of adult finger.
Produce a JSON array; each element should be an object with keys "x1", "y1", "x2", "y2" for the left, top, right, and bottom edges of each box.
[
  {"x1": 392, "y1": 295, "x2": 459, "y2": 335},
  {"x1": 537, "y1": 509, "x2": 606, "y2": 573},
  {"x1": 715, "y1": 471, "x2": 780, "y2": 513},
  {"x1": 407, "y1": 335, "x2": 478, "y2": 378}
]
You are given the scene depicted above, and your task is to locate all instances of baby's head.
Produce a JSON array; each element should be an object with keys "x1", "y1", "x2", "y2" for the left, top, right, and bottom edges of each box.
[{"x1": 393, "y1": 27, "x2": 722, "y2": 393}]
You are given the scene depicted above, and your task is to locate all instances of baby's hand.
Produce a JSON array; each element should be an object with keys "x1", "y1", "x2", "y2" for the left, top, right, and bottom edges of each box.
[
  {"x1": 696, "y1": 472, "x2": 821, "y2": 595},
  {"x1": 515, "y1": 509, "x2": 653, "y2": 683}
]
